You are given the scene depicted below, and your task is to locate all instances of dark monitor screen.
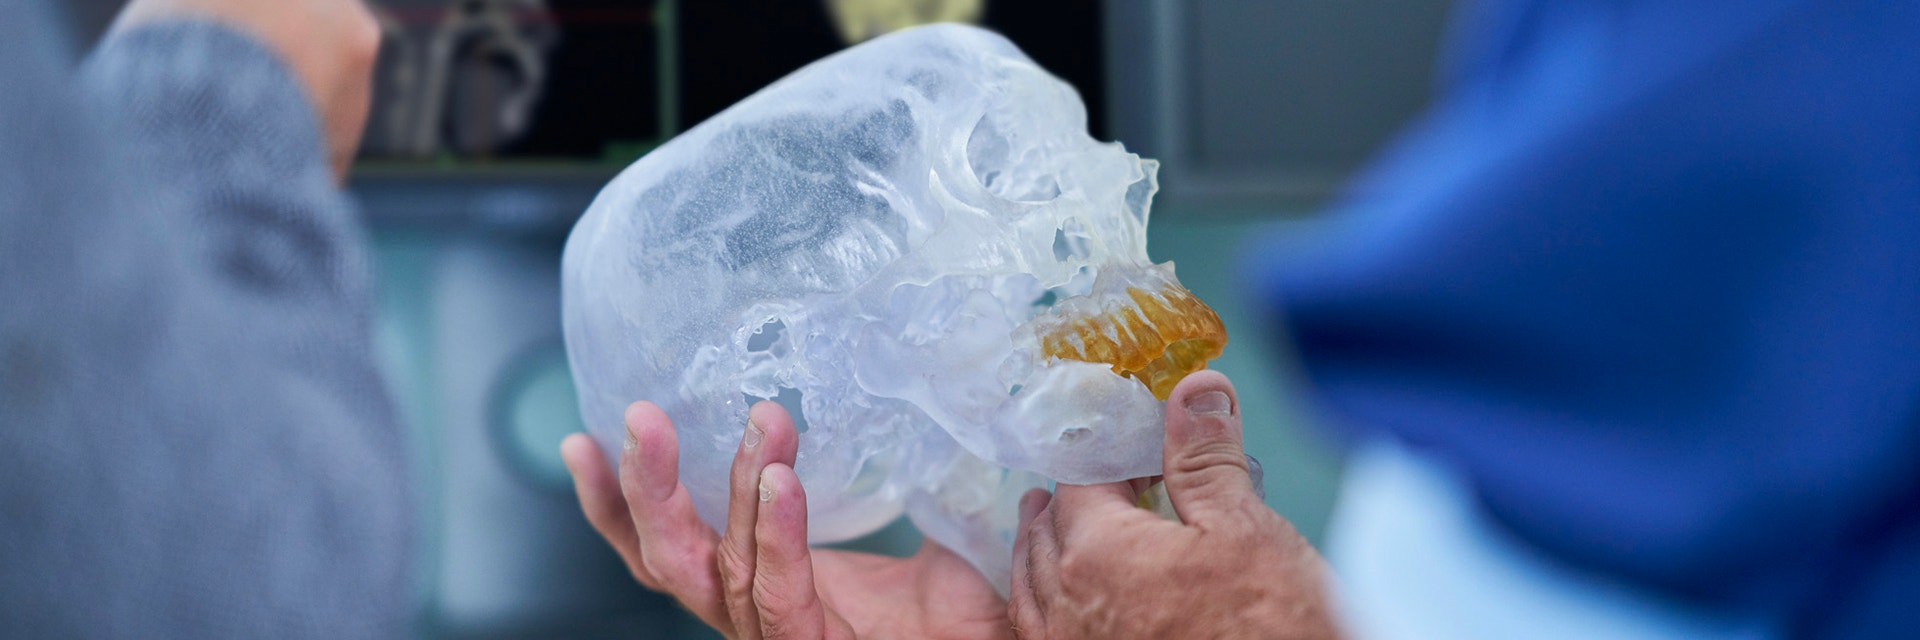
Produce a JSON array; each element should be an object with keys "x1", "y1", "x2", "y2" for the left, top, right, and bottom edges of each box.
[{"x1": 357, "y1": 0, "x2": 1105, "y2": 167}]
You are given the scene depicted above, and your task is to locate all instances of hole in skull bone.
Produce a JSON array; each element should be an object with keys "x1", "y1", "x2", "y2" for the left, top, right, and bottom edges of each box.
[
  {"x1": 1051, "y1": 218, "x2": 1091, "y2": 262},
  {"x1": 1058, "y1": 426, "x2": 1092, "y2": 443},
  {"x1": 1030, "y1": 289, "x2": 1058, "y2": 310},
  {"x1": 1124, "y1": 175, "x2": 1153, "y2": 225},
  {"x1": 746, "y1": 319, "x2": 787, "y2": 353},
  {"x1": 744, "y1": 386, "x2": 810, "y2": 434}
]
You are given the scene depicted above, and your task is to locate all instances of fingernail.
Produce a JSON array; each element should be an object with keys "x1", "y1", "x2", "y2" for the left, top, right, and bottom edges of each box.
[
  {"x1": 624, "y1": 427, "x2": 638, "y2": 452},
  {"x1": 1186, "y1": 390, "x2": 1233, "y2": 416},
  {"x1": 743, "y1": 416, "x2": 763, "y2": 450},
  {"x1": 758, "y1": 472, "x2": 776, "y2": 503}
]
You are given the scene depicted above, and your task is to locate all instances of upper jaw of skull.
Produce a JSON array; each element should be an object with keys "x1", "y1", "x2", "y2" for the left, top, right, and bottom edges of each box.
[
  {"x1": 935, "y1": 89, "x2": 1227, "y2": 405},
  {"x1": 1019, "y1": 261, "x2": 1226, "y2": 401},
  {"x1": 843, "y1": 91, "x2": 1226, "y2": 481}
]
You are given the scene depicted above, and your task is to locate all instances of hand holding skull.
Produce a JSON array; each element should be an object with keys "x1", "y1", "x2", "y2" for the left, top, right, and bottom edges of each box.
[
  {"x1": 561, "y1": 401, "x2": 1015, "y2": 640},
  {"x1": 1008, "y1": 371, "x2": 1345, "y2": 640}
]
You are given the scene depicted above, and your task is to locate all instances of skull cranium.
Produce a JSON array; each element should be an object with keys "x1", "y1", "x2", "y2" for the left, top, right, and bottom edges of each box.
[{"x1": 561, "y1": 24, "x2": 1224, "y2": 589}]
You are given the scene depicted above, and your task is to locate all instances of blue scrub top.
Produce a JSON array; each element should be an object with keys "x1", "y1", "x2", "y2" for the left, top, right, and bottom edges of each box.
[{"x1": 1244, "y1": 1, "x2": 1920, "y2": 636}]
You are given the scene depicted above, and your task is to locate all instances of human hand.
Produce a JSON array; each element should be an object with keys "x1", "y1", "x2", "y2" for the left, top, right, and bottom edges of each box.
[
  {"x1": 111, "y1": 0, "x2": 379, "y2": 180},
  {"x1": 561, "y1": 400, "x2": 1016, "y2": 640},
  {"x1": 1009, "y1": 371, "x2": 1344, "y2": 640}
]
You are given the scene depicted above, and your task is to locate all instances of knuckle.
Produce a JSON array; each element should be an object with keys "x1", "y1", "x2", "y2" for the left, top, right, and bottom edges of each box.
[
  {"x1": 750, "y1": 576, "x2": 798, "y2": 619},
  {"x1": 1170, "y1": 440, "x2": 1249, "y2": 478},
  {"x1": 749, "y1": 576, "x2": 784, "y2": 607},
  {"x1": 1056, "y1": 547, "x2": 1091, "y2": 583},
  {"x1": 715, "y1": 541, "x2": 755, "y2": 598},
  {"x1": 762, "y1": 623, "x2": 800, "y2": 640}
]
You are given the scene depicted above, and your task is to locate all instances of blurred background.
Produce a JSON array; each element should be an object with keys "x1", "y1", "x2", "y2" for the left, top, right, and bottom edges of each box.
[{"x1": 60, "y1": 0, "x2": 1453, "y2": 637}]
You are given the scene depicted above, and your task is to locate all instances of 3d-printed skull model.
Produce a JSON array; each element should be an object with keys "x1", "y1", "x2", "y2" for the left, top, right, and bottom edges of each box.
[{"x1": 561, "y1": 24, "x2": 1225, "y2": 589}]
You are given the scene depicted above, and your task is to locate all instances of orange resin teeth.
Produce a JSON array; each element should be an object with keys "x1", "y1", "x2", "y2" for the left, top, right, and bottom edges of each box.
[{"x1": 1029, "y1": 265, "x2": 1227, "y2": 400}]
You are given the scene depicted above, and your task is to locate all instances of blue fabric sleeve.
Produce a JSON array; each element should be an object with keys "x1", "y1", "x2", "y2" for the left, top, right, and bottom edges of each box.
[
  {"x1": 1245, "y1": 1, "x2": 1920, "y2": 636},
  {"x1": 0, "y1": 5, "x2": 411, "y2": 638}
]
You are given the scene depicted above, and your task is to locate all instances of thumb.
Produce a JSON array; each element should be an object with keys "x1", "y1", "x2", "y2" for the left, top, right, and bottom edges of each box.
[{"x1": 1161, "y1": 370, "x2": 1257, "y2": 525}]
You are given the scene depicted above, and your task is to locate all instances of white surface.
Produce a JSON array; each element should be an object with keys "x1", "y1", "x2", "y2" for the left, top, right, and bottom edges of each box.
[{"x1": 1327, "y1": 441, "x2": 1782, "y2": 640}]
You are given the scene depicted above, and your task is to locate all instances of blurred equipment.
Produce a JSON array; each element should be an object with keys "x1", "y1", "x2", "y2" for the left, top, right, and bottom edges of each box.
[
  {"x1": 1105, "y1": 0, "x2": 1455, "y2": 207},
  {"x1": 357, "y1": 4, "x2": 697, "y2": 637},
  {"x1": 823, "y1": 0, "x2": 983, "y2": 44},
  {"x1": 412, "y1": 0, "x2": 556, "y2": 157},
  {"x1": 365, "y1": 0, "x2": 559, "y2": 158},
  {"x1": 371, "y1": 223, "x2": 721, "y2": 639},
  {"x1": 359, "y1": 0, "x2": 665, "y2": 162},
  {"x1": 680, "y1": 0, "x2": 1102, "y2": 139}
]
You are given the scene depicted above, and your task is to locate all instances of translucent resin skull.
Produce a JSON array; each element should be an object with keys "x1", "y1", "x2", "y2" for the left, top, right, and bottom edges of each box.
[{"x1": 561, "y1": 24, "x2": 1225, "y2": 588}]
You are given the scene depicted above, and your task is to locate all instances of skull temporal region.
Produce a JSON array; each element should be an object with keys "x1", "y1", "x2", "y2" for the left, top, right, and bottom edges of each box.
[{"x1": 560, "y1": 24, "x2": 1224, "y2": 588}]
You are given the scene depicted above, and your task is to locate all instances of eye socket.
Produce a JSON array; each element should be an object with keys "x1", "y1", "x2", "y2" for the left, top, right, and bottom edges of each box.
[{"x1": 965, "y1": 114, "x2": 1061, "y2": 202}]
